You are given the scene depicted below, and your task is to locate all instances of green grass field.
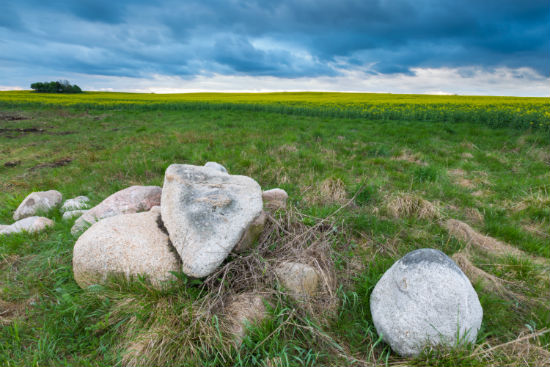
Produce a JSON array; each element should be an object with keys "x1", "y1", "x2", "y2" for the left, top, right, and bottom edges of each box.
[{"x1": 0, "y1": 92, "x2": 549, "y2": 366}]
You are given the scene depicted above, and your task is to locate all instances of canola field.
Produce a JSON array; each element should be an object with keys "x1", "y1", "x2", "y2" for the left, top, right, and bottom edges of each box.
[{"x1": 1, "y1": 91, "x2": 548, "y2": 130}]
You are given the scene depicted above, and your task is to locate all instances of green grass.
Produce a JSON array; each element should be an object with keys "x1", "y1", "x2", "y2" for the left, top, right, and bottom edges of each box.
[{"x1": 0, "y1": 100, "x2": 549, "y2": 366}]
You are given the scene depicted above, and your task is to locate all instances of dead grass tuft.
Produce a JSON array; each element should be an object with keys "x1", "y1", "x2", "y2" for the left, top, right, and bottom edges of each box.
[
  {"x1": 445, "y1": 219, "x2": 524, "y2": 257},
  {"x1": 465, "y1": 208, "x2": 484, "y2": 225},
  {"x1": 386, "y1": 193, "x2": 440, "y2": 220},
  {"x1": 452, "y1": 252, "x2": 526, "y2": 303},
  {"x1": 306, "y1": 177, "x2": 348, "y2": 206},
  {"x1": 472, "y1": 329, "x2": 550, "y2": 367},
  {"x1": 392, "y1": 150, "x2": 426, "y2": 165}
]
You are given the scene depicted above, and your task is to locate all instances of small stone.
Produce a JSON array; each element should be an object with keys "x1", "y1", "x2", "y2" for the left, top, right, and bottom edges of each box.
[
  {"x1": 13, "y1": 190, "x2": 62, "y2": 220},
  {"x1": 223, "y1": 293, "x2": 268, "y2": 345},
  {"x1": 370, "y1": 248, "x2": 483, "y2": 357},
  {"x1": 62, "y1": 210, "x2": 88, "y2": 221},
  {"x1": 161, "y1": 164, "x2": 263, "y2": 277},
  {"x1": 275, "y1": 262, "x2": 319, "y2": 301},
  {"x1": 71, "y1": 186, "x2": 161, "y2": 236},
  {"x1": 204, "y1": 161, "x2": 228, "y2": 174},
  {"x1": 0, "y1": 216, "x2": 54, "y2": 235},
  {"x1": 262, "y1": 188, "x2": 288, "y2": 210},
  {"x1": 61, "y1": 196, "x2": 90, "y2": 212},
  {"x1": 72, "y1": 210, "x2": 181, "y2": 289}
]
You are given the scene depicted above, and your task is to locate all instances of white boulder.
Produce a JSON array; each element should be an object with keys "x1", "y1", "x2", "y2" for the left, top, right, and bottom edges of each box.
[
  {"x1": 71, "y1": 186, "x2": 161, "y2": 235},
  {"x1": 370, "y1": 248, "x2": 483, "y2": 357},
  {"x1": 61, "y1": 196, "x2": 90, "y2": 212},
  {"x1": 62, "y1": 210, "x2": 88, "y2": 221},
  {"x1": 0, "y1": 216, "x2": 54, "y2": 235},
  {"x1": 13, "y1": 190, "x2": 62, "y2": 220},
  {"x1": 72, "y1": 210, "x2": 181, "y2": 289},
  {"x1": 161, "y1": 164, "x2": 263, "y2": 277}
]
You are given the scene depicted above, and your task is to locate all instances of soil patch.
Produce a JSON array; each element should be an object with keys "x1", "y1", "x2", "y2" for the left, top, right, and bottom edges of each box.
[
  {"x1": 30, "y1": 157, "x2": 73, "y2": 170},
  {"x1": 0, "y1": 112, "x2": 28, "y2": 121}
]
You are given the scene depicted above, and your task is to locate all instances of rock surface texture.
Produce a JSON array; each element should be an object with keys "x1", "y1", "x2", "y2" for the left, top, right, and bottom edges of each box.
[
  {"x1": 61, "y1": 196, "x2": 90, "y2": 212},
  {"x1": 204, "y1": 161, "x2": 228, "y2": 174},
  {"x1": 223, "y1": 293, "x2": 267, "y2": 345},
  {"x1": 13, "y1": 190, "x2": 62, "y2": 220},
  {"x1": 370, "y1": 248, "x2": 483, "y2": 357},
  {"x1": 72, "y1": 210, "x2": 181, "y2": 289},
  {"x1": 275, "y1": 262, "x2": 319, "y2": 301},
  {"x1": 71, "y1": 186, "x2": 161, "y2": 235},
  {"x1": 0, "y1": 216, "x2": 54, "y2": 235},
  {"x1": 262, "y1": 188, "x2": 288, "y2": 210},
  {"x1": 161, "y1": 164, "x2": 263, "y2": 277},
  {"x1": 62, "y1": 210, "x2": 88, "y2": 221}
]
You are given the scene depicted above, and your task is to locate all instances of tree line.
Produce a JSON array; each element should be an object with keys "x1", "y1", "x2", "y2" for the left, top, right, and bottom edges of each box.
[{"x1": 30, "y1": 80, "x2": 82, "y2": 93}]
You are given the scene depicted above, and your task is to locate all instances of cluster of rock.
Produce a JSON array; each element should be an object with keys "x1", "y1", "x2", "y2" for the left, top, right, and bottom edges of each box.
[
  {"x1": 71, "y1": 163, "x2": 290, "y2": 289},
  {"x1": 1, "y1": 190, "x2": 65, "y2": 235},
  {"x1": 1, "y1": 163, "x2": 484, "y2": 358}
]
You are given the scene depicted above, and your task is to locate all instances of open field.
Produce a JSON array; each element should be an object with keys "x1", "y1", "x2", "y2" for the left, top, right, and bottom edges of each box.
[{"x1": 0, "y1": 92, "x2": 549, "y2": 366}]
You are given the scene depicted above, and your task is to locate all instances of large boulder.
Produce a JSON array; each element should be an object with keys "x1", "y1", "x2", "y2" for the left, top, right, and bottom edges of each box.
[
  {"x1": 72, "y1": 209, "x2": 181, "y2": 289},
  {"x1": 275, "y1": 262, "x2": 319, "y2": 301},
  {"x1": 61, "y1": 196, "x2": 90, "y2": 212},
  {"x1": 262, "y1": 188, "x2": 288, "y2": 211},
  {"x1": 71, "y1": 186, "x2": 161, "y2": 235},
  {"x1": 161, "y1": 164, "x2": 263, "y2": 278},
  {"x1": 370, "y1": 248, "x2": 482, "y2": 357},
  {"x1": 0, "y1": 216, "x2": 54, "y2": 235},
  {"x1": 13, "y1": 190, "x2": 62, "y2": 220}
]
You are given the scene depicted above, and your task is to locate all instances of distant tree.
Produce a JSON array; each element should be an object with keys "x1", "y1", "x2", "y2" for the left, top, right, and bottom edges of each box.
[{"x1": 30, "y1": 80, "x2": 83, "y2": 93}]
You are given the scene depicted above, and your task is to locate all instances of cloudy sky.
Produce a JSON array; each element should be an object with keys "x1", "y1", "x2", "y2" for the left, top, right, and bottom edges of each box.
[{"x1": 1, "y1": 0, "x2": 548, "y2": 96}]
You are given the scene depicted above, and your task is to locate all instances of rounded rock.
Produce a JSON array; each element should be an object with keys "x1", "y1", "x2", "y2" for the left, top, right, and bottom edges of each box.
[
  {"x1": 72, "y1": 210, "x2": 181, "y2": 289},
  {"x1": 370, "y1": 248, "x2": 482, "y2": 357},
  {"x1": 13, "y1": 190, "x2": 62, "y2": 220}
]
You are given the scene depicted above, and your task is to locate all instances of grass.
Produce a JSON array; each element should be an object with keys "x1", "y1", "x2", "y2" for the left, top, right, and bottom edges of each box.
[{"x1": 0, "y1": 94, "x2": 549, "y2": 366}]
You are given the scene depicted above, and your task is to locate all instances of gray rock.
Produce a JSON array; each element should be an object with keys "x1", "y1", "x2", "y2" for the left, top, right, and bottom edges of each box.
[
  {"x1": 262, "y1": 188, "x2": 288, "y2": 210},
  {"x1": 275, "y1": 262, "x2": 319, "y2": 301},
  {"x1": 13, "y1": 190, "x2": 62, "y2": 220},
  {"x1": 71, "y1": 186, "x2": 161, "y2": 236},
  {"x1": 72, "y1": 210, "x2": 181, "y2": 289},
  {"x1": 204, "y1": 161, "x2": 228, "y2": 174},
  {"x1": 233, "y1": 211, "x2": 266, "y2": 253},
  {"x1": 370, "y1": 248, "x2": 483, "y2": 357},
  {"x1": 62, "y1": 210, "x2": 88, "y2": 221},
  {"x1": 61, "y1": 196, "x2": 90, "y2": 212},
  {"x1": 161, "y1": 164, "x2": 263, "y2": 277},
  {"x1": 0, "y1": 216, "x2": 54, "y2": 235}
]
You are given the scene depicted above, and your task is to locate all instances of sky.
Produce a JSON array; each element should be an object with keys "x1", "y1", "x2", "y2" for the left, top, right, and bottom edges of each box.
[{"x1": 1, "y1": 0, "x2": 549, "y2": 96}]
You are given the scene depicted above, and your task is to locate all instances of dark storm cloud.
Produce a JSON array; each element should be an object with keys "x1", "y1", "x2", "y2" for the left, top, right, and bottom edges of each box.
[{"x1": 1, "y1": 0, "x2": 548, "y2": 82}]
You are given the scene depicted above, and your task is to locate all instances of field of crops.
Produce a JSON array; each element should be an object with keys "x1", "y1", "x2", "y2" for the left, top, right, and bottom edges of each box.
[{"x1": 1, "y1": 91, "x2": 548, "y2": 130}]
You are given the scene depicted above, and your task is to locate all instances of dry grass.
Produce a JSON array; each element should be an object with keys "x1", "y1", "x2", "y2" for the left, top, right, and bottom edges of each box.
[
  {"x1": 445, "y1": 219, "x2": 524, "y2": 257},
  {"x1": 305, "y1": 177, "x2": 348, "y2": 206},
  {"x1": 392, "y1": 150, "x2": 426, "y2": 165},
  {"x1": 465, "y1": 208, "x2": 484, "y2": 225},
  {"x1": 116, "y1": 206, "x2": 342, "y2": 366},
  {"x1": 471, "y1": 329, "x2": 550, "y2": 367},
  {"x1": 452, "y1": 252, "x2": 527, "y2": 303},
  {"x1": 386, "y1": 193, "x2": 440, "y2": 220}
]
